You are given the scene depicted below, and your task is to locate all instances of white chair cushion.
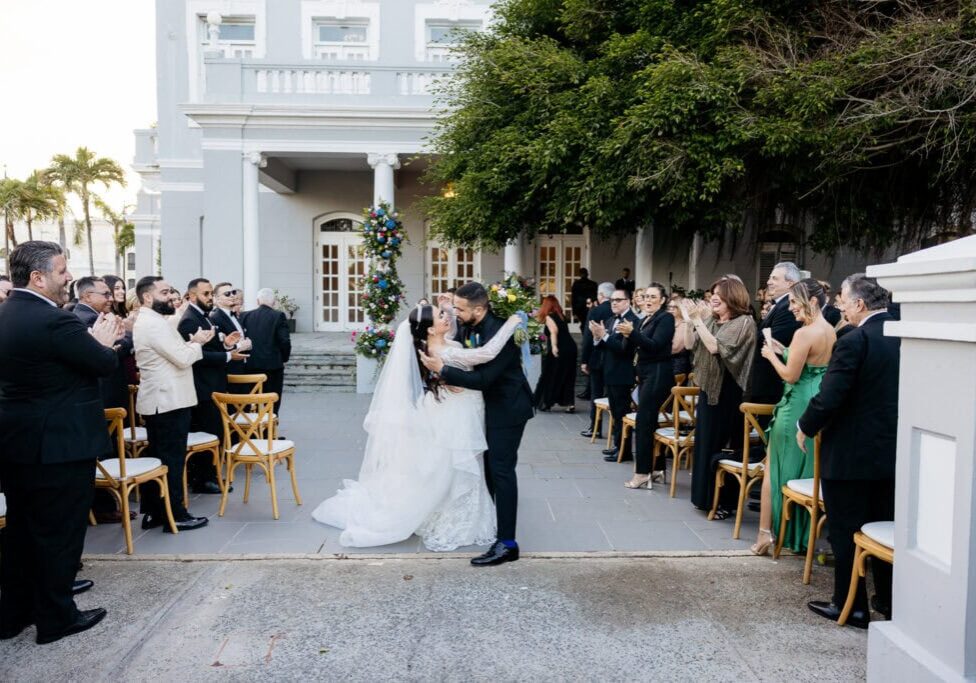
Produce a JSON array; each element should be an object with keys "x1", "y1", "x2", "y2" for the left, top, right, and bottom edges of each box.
[
  {"x1": 719, "y1": 458, "x2": 764, "y2": 471},
  {"x1": 187, "y1": 432, "x2": 218, "y2": 448},
  {"x1": 233, "y1": 412, "x2": 274, "y2": 425},
  {"x1": 0, "y1": 493, "x2": 6, "y2": 518},
  {"x1": 96, "y1": 457, "x2": 164, "y2": 480},
  {"x1": 786, "y1": 478, "x2": 822, "y2": 499},
  {"x1": 124, "y1": 426, "x2": 148, "y2": 442},
  {"x1": 655, "y1": 427, "x2": 676, "y2": 438},
  {"x1": 663, "y1": 410, "x2": 693, "y2": 422},
  {"x1": 861, "y1": 521, "x2": 894, "y2": 549},
  {"x1": 625, "y1": 412, "x2": 637, "y2": 421},
  {"x1": 231, "y1": 439, "x2": 295, "y2": 458},
  {"x1": 593, "y1": 397, "x2": 610, "y2": 409}
]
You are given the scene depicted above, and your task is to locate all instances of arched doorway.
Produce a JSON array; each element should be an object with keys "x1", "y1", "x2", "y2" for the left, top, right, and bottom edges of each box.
[{"x1": 313, "y1": 213, "x2": 368, "y2": 331}]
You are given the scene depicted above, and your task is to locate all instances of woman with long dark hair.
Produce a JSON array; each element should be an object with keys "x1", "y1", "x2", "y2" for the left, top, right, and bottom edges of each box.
[
  {"x1": 312, "y1": 304, "x2": 523, "y2": 551},
  {"x1": 532, "y1": 295, "x2": 578, "y2": 412},
  {"x1": 102, "y1": 275, "x2": 128, "y2": 318}
]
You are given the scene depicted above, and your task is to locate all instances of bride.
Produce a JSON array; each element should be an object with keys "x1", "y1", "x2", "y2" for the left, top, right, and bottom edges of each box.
[{"x1": 312, "y1": 303, "x2": 522, "y2": 551}]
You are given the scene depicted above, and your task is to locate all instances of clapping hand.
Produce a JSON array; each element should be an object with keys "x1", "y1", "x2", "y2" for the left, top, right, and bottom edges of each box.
[
  {"x1": 418, "y1": 350, "x2": 444, "y2": 374},
  {"x1": 616, "y1": 319, "x2": 634, "y2": 337},
  {"x1": 189, "y1": 327, "x2": 216, "y2": 345},
  {"x1": 91, "y1": 313, "x2": 125, "y2": 348},
  {"x1": 223, "y1": 330, "x2": 242, "y2": 349},
  {"x1": 173, "y1": 299, "x2": 190, "y2": 321},
  {"x1": 589, "y1": 320, "x2": 606, "y2": 339},
  {"x1": 760, "y1": 342, "x2": 776, "y2": 362},
  {"x1": 237, "y1": 337, "x2": 253, "y2": 352}
]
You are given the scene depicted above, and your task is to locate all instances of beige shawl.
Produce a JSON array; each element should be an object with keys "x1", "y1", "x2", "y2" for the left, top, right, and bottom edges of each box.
[{"x1": 692, "y1": 315, "x2": 756, "y2": 405}]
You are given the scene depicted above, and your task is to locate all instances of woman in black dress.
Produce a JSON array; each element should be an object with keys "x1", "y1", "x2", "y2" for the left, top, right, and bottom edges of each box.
[
  {"x1": 533, "y1": 295, "x2": 578, "y2": 412},
  {"x1": 617, "y1": 283, "x2": 675, "y2": 489}
]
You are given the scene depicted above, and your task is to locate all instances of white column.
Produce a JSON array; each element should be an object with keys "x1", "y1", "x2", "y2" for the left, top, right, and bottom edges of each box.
[
  {"x1": 504, "y1": 232, "x2": 524, "y2": 275},
  {"x1": 367, "y1": 153, "x2": 400, "y2": 208},
  {"x1": 242, "y1": 152, "x2": 265, "y2": 310},
  {"x1": 634, "y1": 223, "x2": 654, "y2": 287},
  {"x1": 688, "y1": 233, "x2": 702, "y2": 290},
  {"x1": 866, "y1": 235, "x2": 976, "y2": 682}
]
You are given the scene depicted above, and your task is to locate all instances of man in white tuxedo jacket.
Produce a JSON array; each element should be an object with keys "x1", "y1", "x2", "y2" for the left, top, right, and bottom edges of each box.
[{"x1": 132, "y1": 276, "x2": 211, "y2": 532}]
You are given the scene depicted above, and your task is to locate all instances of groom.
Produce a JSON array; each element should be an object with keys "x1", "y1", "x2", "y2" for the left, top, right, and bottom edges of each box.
[{"x1": 421, "y1": 282, "x2": 534, "y2": 565}]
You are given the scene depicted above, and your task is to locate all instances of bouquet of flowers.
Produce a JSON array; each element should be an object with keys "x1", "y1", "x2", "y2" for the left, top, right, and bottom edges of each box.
[
  {"x1": 361, "y1": 203, "x2": 405, "y2": 263},
  {"x1": 488, "y1": 273, "x2": 546, "y2": 353},
  {"x1": 351, "y1": 325, "x2": 396, "y2": 361},
  {"x1": 360, "y1": 270, "x2": 404, "y2": 325}
]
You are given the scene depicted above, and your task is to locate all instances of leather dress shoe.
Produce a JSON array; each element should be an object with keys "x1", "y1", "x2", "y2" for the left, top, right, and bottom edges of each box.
[
  {"x1": 36, "y1": 608, "x2": 107, "y2": 645},
  {"x1": 0, "y1": 617, "x2": 33, "y2": 640},
  {"x1": 471, "y1": 540, "x2": 519, "y2": 566},
  {"x1": 72, "y1": 579, "x2": 94, "y2": 595},
  {"x1": 580, "y1": 429, "x2": 602, "y2": 439},
  {"x1": 191, "y1": 480, "x2": 226, "y2": 495},
  {"x1": 808, "y1": 600, "x2": 869, "y2": 629},
  {"x1": 164, "y1": 515, "x2": 209, "y2": 533},
  {"x1": 94, "y1": 509, "x2": 138, "y2": 524},
  {"x1": 602, "y1": 447, "x2": 618, "y2": 457},
  {"x1": 142, "y1": 513, "x2": 164, "y2": 530}
]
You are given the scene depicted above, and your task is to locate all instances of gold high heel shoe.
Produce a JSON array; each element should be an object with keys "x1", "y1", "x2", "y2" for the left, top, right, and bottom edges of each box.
[
  {"x1": 624, "y1": 475, "x2": 651, "y2": 490},
  {"x1": 751, "y1": 528, "x2": 774, "y2": 556}
]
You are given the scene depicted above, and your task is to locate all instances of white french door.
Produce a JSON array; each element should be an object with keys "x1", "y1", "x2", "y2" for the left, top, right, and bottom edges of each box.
[
  {"x1": 315, "y1": 217, "x2": 369, "y2": 331},
  {"x1": 536, "y1": 236, "x2": 586, "y2": 324},
  {"x1": 426, "y1": 243, "x2": 480, "y2": 299}
]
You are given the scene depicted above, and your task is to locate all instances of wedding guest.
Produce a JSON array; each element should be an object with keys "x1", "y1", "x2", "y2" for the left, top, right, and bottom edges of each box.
[
  {"x1": 668, "y1": 299, "x2": 693, "y2": 377},
  {"x1": 0, "y1": 241, "x2": 121, "y2": 644},
  {"x1": 211, "y1": 282, "x2": 249, "y2": 380},
  {"x1": 241, "y1": 288, "x2": 292, "y2": 415},
  {"x1": 818, "y1": 280, "x2": 842, "y2": 326},
  {"x1": 179, "y1": 278, "x2": 244, "y2": 494},
  {"x1": 799, "y1": 275, "x2": 899, "y2": 628},
  {"x1": 102, "y1": 275, "x2": 129, "y2": 319},
  {"x1": 632, "y1": 289, "x2": 646, "y2": 319},
  {"x1": 133, "y1": 276, "x2": 210, "y2": 532},
  {"x1": 615, "y1": 267, "x2": 636, "y2": 299},
  {"x1": 0, "y1": 275, "x2": 11, "y2": 303},
  {"x1": 579, "y1": 282, "x2": 614, "y2": 440},
  {"x1": 532, "y1": 295, "x2": 577, "y2": 412},
  {"x1": 590, "y1": 289, "x2": 639, "y2": 461},
  {"x1": 570, "y1": 267, "x2": 597, "y2": 333},
  {"x1": 618, "y1": 283, "x2": 675, "y2": 487},
  {"x1": 751, "y1": 279, "x2": 835, "y2": 555},
  {"x1": 682, "y1": 277, "x2": 757, "y2": 512},
  {"x1": 749, "y1": 262, "x2": 802, "y2": 406}
]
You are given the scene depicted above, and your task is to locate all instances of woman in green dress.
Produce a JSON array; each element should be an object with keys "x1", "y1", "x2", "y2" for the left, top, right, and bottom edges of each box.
[{"x1": 751, "y1": 279, "x2": 836, "y2": 555}]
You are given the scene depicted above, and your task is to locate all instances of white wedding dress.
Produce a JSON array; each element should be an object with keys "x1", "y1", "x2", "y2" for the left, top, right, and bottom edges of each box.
[{"x1": 311, "y1": 315, "x2": 520, "y2": 551}]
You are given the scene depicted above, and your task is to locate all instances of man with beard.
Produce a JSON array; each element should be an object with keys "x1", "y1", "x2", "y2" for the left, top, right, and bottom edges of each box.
[
  {"x1": 132, "y1": 276, "x2": 212, "y2": 532},
  {"x1": 179, "y1": 278, "x2": 245, "y2": 494}
]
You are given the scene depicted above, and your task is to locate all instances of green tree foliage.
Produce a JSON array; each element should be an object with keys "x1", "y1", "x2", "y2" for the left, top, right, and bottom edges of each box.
[{"x1": 423, "y1": 0, "x2": 976, "y2": 254}]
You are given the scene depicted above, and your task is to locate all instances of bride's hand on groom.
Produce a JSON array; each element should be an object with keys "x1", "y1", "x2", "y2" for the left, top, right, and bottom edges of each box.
[{"x1": 419, "y1": 350, "x2": 444, "y2": 374}]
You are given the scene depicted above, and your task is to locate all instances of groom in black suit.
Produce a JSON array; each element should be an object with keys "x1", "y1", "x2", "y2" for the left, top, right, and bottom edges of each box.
[
  {"x1": 798, "y1": 274, "x2": 900, "y2": 628},
  {"x1": 421, "y1": 282, "x2": 534, "y2": 566}
]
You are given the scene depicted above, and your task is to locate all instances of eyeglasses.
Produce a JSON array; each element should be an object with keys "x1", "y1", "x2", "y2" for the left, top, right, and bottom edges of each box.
[
  {"x1": 220, "y1": 289, "x2": 240, "y2": 297},
  {"x1": 610, "y1": 297, "x2": 628, "y2": 303}
]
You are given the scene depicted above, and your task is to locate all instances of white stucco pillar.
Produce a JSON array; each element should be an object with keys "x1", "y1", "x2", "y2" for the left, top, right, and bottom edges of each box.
[
  {"x1": 635, "y1": 224, "x2": 654, "y2": 288},
  {"x1": 688, "y1": 232, "x2": 702, "y2": 290},
  {"x1": 242, "y1": 152, "x2": 265, "y2": 310},
  {"x1": 367, "y1": 153, "x2": 400, "y2": 208},
  {"x1": 865, "y1": 235, "x2": 976, "y2": 682},
  {"x1": 132, "y1": 221, "x2": 155, "y2": 279},
  {"x1": 504, "y1": 232, "x2": 525, "y2": 275}
]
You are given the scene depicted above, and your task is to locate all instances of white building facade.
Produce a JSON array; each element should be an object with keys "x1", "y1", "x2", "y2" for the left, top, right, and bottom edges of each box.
[{"x1": 133, "y1": 0, "x2": 886, "y2": 332}]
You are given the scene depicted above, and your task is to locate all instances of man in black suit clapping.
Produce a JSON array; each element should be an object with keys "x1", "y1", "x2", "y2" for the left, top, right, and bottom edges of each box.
[
  {"x1": 749, "y1": 262, "x2": 802, "y2": 406},
  {"x1": 210, "y1": 282, "x2": 251, "y2": 384},
  {"x1": 590, "y1": 289, "x2": 640, "y2": 461},
  {"x1": 241, "y1": 288, "x2": 292, "y2": 415},
  {"x1": 579, "y1": 282, "x2": 615, "y2": 440},
  {"x1": 798, "y1": 275, "x2": 899, "y2": 628},
  {"x1": 0, "y1": 241, "x2": 123, "y2": 644}
]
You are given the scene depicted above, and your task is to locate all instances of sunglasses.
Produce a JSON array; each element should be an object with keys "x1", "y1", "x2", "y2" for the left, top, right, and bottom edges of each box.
[{"x1": 219, "y1": 289, "x2": 240, "y2": 297}]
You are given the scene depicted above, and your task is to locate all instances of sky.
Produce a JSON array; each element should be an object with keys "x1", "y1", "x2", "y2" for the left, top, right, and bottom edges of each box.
[{"x1": 0, "y1": 0, "x2": 157, "y2": 209}]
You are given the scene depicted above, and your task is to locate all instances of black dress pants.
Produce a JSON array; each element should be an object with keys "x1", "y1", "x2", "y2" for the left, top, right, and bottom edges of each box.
[
  {"x1": 140, "y1": 408, "x2": 191, "y2": 519},
  {"x1": 821, "y1": 478, "x2": 896, "y2": 611},
  {"x1": 606, "y1": 384, "x2": 632, "y2": 454},
  {"x1": 587, "y1": 367, "x2": 606, "y2": 434},
  {"x1": 635, "y1": 363, "x2": 674, "y2": 474},
  {"x1": 484, "y1": 423, "x2": 526, "y2": 541},
  {"x1": 0, "y1": 459, "x2": 93, "y2": 636}
]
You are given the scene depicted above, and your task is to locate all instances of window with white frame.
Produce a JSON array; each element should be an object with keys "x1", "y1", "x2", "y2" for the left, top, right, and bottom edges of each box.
[
  {"x1": 313, "y1": 19, "x2": 370, "y2": 60},
  {"x1": 198, "y1": 15, "x2": 256, "y2": 58},
  {"x1": 427, "y1": 243, "x2": 479, "y2": 299},
  {"x1": 425, "y1": 20, "x2": 481, "y2": 62}
]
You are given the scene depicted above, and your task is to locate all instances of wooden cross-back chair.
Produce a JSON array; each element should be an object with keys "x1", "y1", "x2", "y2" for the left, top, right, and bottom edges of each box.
[
  {"x1": 183, "y1": 431, "x2": 222, "y2": 509},
  {"x1": 619, "y1": 374, "x2": 689, "y2": 466},
  {"x1": 213, "y1": 392, "x2": 301, "y2": 520},
  {"x1": 124, "y1": 385, "x2": 149, "y2": 458},
  {"x1": 95, "y1": 407, "x2": 178, "y2": 553},
  {"x1": 774, "y1": 434, "x2": 828, "y2": 584},
  {"x1": 651, "y1": 386, "x2": 699, "y2": 498},
  {"x1": 838, "y1": 521, "x2": 894, "y2": 626},
  {"x1": 709, "y1": 402, "x2": 774, "y2": 539},
  {"x1": 590, "y1": 397, "x2": 613, "y2": 449},
  {"x1": 227, "y1": 373, "x2": 277, "y2": 438}
]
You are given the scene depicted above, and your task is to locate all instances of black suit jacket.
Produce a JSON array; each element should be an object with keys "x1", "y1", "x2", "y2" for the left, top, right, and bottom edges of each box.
[
  {"x1": 615, "y1": 278, "x2": 636, "y2": 298},
  {"x1": 634, "y1": 308, "x2": 675, "y2": 370},
  {"x1": 440, "y1": 313, "x2": 534, "y2": 430},
  {"x1": 179, "y1": 305, "x2": 230, "y2": 403},
  {"x1": 0, "y1": 291, "x2": 118, "y2": 465},
  {"x1": 798, "y1": 312, "x2": 900, "y2": 480},
  {"x1": 74, "y1": 303, "x2": 131, "y2": 410},
  {"x1": 209, "y1": 307, "x2": 247, "y2": 375},
  {"x1": 570, "y1": 278, "x2": 598, "y2": 321},
  {"x1": 241, "y1": 305, "x2": 291, "y2": 370},
  {"x1": 598, "y1": 309, "x2": 641, "y2": 386},
  {"x1": 580, "y1": 300, "x2": 613, "y2": 370},
  {"x1": 749, "y1": 296, "x2": 801, "y2": 402}
]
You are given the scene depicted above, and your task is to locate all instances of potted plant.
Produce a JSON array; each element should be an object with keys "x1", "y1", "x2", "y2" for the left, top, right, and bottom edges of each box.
[{"x1": 274, "y1": 290, "x2": 299, "y2": 332}]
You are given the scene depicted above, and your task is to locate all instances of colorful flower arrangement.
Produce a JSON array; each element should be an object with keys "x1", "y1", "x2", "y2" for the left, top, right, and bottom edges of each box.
[
  {"x1": 488, "y1": 273, "x2": 546, "y2": 354},
  {"x1": 353, "y1": 202, "x2": 408, "y2": 362},
  {"x1": 351, "y1": 325, "x2": 396, "y2": 358}
]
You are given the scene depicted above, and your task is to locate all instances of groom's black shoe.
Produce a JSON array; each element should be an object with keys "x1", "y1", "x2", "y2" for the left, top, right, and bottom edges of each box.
[{"x1": 471, "y1": 541, "x2": 519, "y2": 567}]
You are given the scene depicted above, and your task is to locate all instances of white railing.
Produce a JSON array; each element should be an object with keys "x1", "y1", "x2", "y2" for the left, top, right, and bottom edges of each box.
[
  {"x1": 396, "y1": 71, "x2": 445, "y2": 96},
  {"x1": 255, "y1": 68, "x2": 372, "y2": 95}
]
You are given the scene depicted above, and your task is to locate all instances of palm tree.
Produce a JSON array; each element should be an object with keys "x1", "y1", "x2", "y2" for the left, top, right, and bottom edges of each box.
[
  {"x1": 38, "y1": 169, "x2": 70, "y2": 248},
  {"x1": 0, "y1": 178, "x2": 24, "y2": 271},
  {"x1": 46, "y1": 147, "x2": 126, "y2": 275},
  {"x1": 18, "y1": 171, "x2": 60, "y2": 241},
  {"x1": 95, "y1": 198, "x2": 134, "y2": 276}
]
